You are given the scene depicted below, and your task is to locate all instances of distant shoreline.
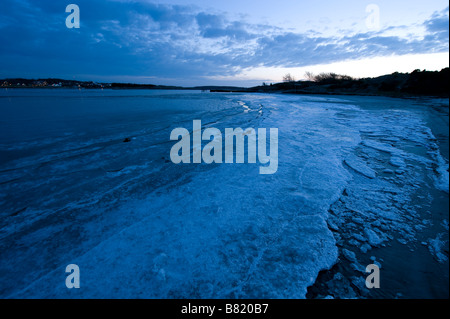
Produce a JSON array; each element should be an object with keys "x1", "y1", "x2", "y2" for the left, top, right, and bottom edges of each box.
[
  {"x1": 2, "y1": 85, "x2": 448, "y2": 100},
  {"x1": 1, "y1": 67, "x2": 449, "y2": 98}
]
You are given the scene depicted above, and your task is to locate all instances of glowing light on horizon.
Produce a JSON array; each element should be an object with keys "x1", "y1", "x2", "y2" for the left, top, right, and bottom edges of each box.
[{"x1": 205, "y1": 52, "x2": 449, "y2": 85}]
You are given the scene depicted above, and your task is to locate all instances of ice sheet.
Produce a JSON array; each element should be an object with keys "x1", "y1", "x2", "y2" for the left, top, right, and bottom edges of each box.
[{"x1": 0, "y1": 90, "x2": 448, "y2": 298}]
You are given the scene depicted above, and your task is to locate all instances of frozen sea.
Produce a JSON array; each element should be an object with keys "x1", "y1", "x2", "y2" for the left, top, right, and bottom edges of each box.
[{"x1": 0, "y1": 89, "x2": 448, "y2": 298}]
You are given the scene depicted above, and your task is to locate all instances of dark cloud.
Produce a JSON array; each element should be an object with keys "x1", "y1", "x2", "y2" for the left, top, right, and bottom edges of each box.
[
  {"x1": 424, "y1": 7, "x2": 449, "y2": 32},
  {"x1": 0, "y1": 0, "x2": 448, "y2": 84},
  {"x1": 423, "y1": 6, "x2": 449, "y2": 46}
]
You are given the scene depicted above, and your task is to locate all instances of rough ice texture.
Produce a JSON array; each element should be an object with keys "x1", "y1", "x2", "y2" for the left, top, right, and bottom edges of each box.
[
  {"x1": 344, "y1": 155, "x2": 376, "y2": 179},
  {"x1": 0, "y1": 90, "x2": 448, "y2": 298}
]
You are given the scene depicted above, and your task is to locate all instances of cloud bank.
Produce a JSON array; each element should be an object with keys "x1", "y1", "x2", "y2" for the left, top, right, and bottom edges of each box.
[{"x1": 0, "y1": 0, "x2": 448, "y2": 85}]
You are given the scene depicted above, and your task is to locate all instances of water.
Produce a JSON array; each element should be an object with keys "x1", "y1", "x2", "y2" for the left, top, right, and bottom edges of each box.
[{"x1": 0, "y1": 89, "x2": 448, "y2": 298}]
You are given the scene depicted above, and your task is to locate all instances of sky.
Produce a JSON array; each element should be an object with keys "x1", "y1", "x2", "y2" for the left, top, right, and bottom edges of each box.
[{"x1": 0, "y1": 0, "x2": 448, "y2": 86}]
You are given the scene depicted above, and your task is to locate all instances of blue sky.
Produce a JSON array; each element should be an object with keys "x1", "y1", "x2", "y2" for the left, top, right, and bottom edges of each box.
[{"x1": 0, "y1": 0, "x2": 448, "y2": 86}]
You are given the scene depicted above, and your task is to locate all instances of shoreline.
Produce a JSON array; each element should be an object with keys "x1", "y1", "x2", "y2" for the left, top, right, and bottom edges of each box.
[
  {"x1": 2, "y1": 86, "x2": 449, "y2": 101},
  {"x1": 2, "y1": 67, "x2": 449, "y2": 99}
]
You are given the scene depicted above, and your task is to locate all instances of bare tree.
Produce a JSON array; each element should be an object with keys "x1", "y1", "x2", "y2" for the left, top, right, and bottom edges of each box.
[
  {"x1": 283, "y1": 73, "x2": 295, "y2": 83},
  {"x1": 314, "y1": 72, "x2": 354, "y2": 82},
  {"x1": 304, "y1": 71, "x2": 315, "y2": 81}
]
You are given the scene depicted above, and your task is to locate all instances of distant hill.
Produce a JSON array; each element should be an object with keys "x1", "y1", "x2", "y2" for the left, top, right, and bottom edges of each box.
[{"x1": 245, "y1": 68, "x2": 449, "y2": 97}]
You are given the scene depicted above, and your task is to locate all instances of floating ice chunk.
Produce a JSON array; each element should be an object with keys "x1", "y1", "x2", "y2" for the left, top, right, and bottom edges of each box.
[
  {"x1": 433, "y1": 152, "x2": 449, "y2": 193},
  {"x1": 362, "y1": 140, "x2": 398, "y2": 154},
  {"x1": 342, "y1": 249, "x2": 357, "y2": 263},
  {"x1": 353, "y1": 233, "x2": 367, "y2": 242},
  {"x1": 360, "y1": 243, "x2": 372, "y2": 253},
  {"x1": 348, "y1": 239, "x2": 360, "y2": 247},
  {"x1": 344, "y1": 156, "x2": 376, "y2": 179},
  {"x1": 390, "y1": 156, "x2": 405, "y2": 168},
  {"x1": 364, "y1": 228, "x2": 384, "y2": 247},
  {"x1": 427, "y1": 234, "x2": 449, "y2": 263},
  {"x1": 351, "y1": 262, "x2": 366, "y2": 273}
]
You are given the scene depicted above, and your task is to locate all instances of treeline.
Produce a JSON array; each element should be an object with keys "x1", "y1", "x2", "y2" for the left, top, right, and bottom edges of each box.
[{"x1": 250, "y1": 68, "x2": 449, "y2": 97}]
